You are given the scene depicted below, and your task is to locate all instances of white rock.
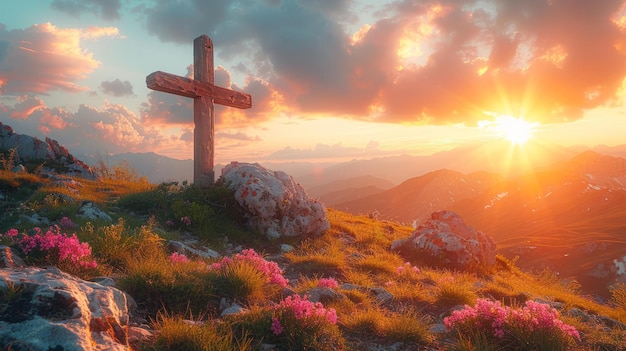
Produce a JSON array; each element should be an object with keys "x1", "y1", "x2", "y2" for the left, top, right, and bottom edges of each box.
[
  {"x1": 396, "y1": 211, "x2": 497, "y2": 270},
  {"x1": 221, "y1": 162, "x2": 330, "y2": 240},
  {"x1": 0, "y1": 267, "x2": 131, "y2": 351},
  {"x1": 77, "y1": 201, "x2": 112, "y2": 222},
  {"x1": 280, "y1": 244, "x2": 295, "y2": 252}
]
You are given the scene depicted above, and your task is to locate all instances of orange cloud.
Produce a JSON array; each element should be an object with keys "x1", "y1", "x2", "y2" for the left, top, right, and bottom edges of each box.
[
  {"x1": 10, "y1": 95, "x2": 45, "y2": 119},
  {"x1": 143, "y1": 0, "x2": 626, "y2": 126},
  {"x1": 0, "y1": 22, "x2": 120, "y2": 95}
]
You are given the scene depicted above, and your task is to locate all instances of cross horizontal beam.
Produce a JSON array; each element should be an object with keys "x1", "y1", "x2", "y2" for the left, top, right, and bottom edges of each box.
[{"x1": 146, "y1": 71, "x2": 252, "y2": 109}]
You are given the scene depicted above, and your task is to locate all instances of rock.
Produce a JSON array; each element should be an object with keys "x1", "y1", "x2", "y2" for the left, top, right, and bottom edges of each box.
[
  {"x1": 77, "y1": 201, "x2": 112, "y2": 222},
  {"x1": 0, "y1": 267, "x2": 131, "y2": 351},
  {"x1": 220, "y1": 302, "x2": 245, "y2": 317},
  {"x1": 280, "y1": 244, "x2": 294, "y2": 253},
  {"x1": 429, "y1": 323, "x2": 447, "y2": 334},
  {"x1": 11, "y1": 164, "x2": 26, "y2": 173},
  {"x1": 221, "y1": 162, "x2": 330, "y2": 239},
  {"x1": 128, "y1": 326, "x2": 153, "y2": 350},
  {"x1": 306, "y1": 287, "x2": 347, "y2": 303},
  {"x1": 0, "y1": 245, "x2": 26, "y2": 268},
  {"x1": 392, "y1": 211, "x2": 496, "y2": 270},
  {"x1": 168, "y1": 240, "x2": 220, "y2": 259},
  {"x1": 19, "y1": 213, "x2": 51, "y2": 226},
  {"x1": 370, "y1": 287, "x2": 394, "y2": 305},
  {"x1": 0, "y1": 122, "x2": 97, "y2": 180}
]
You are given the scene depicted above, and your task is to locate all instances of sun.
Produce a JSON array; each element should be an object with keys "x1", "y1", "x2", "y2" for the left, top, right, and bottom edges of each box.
[{"x1": 493, "y1": 115, "x2": 537, "y2": 145}]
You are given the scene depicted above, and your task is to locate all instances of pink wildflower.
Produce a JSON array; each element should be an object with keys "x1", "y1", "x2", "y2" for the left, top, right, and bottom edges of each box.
[
  {"x1": 276, "y1": 295, "x2": 337, "y2": 325},
  {"x1": 397, "y1": 262, "x2": 420, "y2": 275},
  {"x1": 4, "y1": 228, "x2": 19, "y2": 239},
  {"x1": 271, "y1": 317, "x2": 283, "y2": 336},
  {"x1": 444, "y1": 298, "x2": 581, "y2": 342},
  {"x1": 318, "y1": 277, "x2": 339, "y2": 289},
  {"x1": 59, "y1": 217, "x2": 74, "y2": 229},
  {"x1": 12, "y1": 226, "x2": 96, "y2": 269},
  {"x1": 180, "y1": 216, "x2": 192, "y2": 226},
  {"x1": 169, "y1": 252, "x2": 189, "y2": 263}
]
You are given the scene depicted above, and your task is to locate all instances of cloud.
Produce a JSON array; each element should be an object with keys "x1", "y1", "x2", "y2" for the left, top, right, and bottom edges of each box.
[
  {"x1": 0, "y1": 96, "x2": 192, "y2": 158},
  {"x1": 216, "y1": 131, "x2": 261, "y2": 141},
  {"x1": 141, "y1": 0, "x2": 626, "y2": 125},
  {"x1": 83, "y1": 26, "x2": 124, "y2": 39},
  {"x1": 51, "y1": 0, "x2": 122, "y2": 21},
  {"x1": 10, "y1": 95, "x2": 46, "y2": 120},
  {"x1": 101, "y1": 79, "x2": 134, "y2": 97},
  {"x1": 0, "y1": 22, "x2": 121, "y2": 95}
]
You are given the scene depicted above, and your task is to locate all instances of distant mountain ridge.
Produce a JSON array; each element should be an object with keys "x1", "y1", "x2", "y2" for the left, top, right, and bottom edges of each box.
[{"x1": 80, "y1": 152, "x2": 194, "y2": 184}]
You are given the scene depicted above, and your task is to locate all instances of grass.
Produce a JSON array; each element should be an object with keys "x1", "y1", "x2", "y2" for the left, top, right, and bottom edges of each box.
[
  {"x1": 1, "y1": 168, "x2": 626, "y2": 350},
  {"x1": 152, "y1": 313, "x2": 253, "y2": 351}
]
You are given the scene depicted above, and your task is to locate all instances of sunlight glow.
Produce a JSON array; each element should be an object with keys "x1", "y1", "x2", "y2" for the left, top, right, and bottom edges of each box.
[{"x1": 480, "y1": 115, "x2": 538, "y2": 145}]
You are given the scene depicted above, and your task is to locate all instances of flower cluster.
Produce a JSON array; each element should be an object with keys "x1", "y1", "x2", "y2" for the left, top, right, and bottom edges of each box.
[
  {"x1": 271, "y1": 294, "x2": 338, "y2": 336},
  {"x1": 397, "y1": 262, "x2": 421, "y2": 275},
  {"x1": 169, "y1": 252, "x2": 189, "y2": 263},
  {"x1": 59, "y1": 216, "x2": 74, "y2": 229},
  {"x1": 318, "y1": 277, "x2": 339, "y2": 289},
  {"x1": 210, "y1": 249, "x2": 289, "y2": 287},
  {"x1": 2, "y1": 226, "x2": 97, "y2": 269},
  {"x1": 180, "y1": 216, "x2": 192, "y2": 226},
  {"x1": 444, "y1": 298, "x2": 580, "y2": 342}
]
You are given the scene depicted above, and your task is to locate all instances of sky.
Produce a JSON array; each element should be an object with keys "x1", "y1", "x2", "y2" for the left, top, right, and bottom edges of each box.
[{"x1": 1, "y1": 0, "x2": 626, "y2": 165}]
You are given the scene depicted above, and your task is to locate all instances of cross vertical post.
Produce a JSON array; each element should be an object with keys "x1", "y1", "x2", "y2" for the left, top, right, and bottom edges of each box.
[
  {"x1": 194, "y1": 36, "x2": 215, "y2": 187},
  {"x1": 146, "y1": 35, "x2": 252, "y2": 187}
]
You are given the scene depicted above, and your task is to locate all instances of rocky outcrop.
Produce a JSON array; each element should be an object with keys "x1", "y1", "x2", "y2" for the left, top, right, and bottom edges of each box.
[
  {"x1": 0, "y1": 267, "x2": 132, "y2": 351},
  {"x1": 0, "y1": 122, "x2": 96, "y2": 180},
  {"x1": 221, "y1": 162, "x2": 330, "y2": 239},
  {"x1": 392, "y1": 211, "x2": 497, "y2": 270}
]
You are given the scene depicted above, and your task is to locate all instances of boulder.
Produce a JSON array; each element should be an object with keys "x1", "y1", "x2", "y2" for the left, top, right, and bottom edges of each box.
[
  {"x1": 168, "y1": 240, "x2": 220, "y2": 259},
  {"x1": 221, "y1": 162, "x2": 330, "y2": 239},
  {"x1": 0, "y1": 267, "x2": 131, "y2": 351},
  {"x1": 0, "y1": 122, "x2": 97, "y2": 180},
  {"x1": 77, "y1": 201, "x2": 113, "y2": 222},
  {"x1": 0, "y1": 245, "x2": 26, "y2": 268},
  {"x1": 392, "y1": 211, "x2": 496, "y2": 270}
]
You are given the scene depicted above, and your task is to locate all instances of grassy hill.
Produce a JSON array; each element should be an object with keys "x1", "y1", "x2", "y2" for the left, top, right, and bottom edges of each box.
[{"x1": 0, "y1": 160, "x2": 625, "y2": 350}]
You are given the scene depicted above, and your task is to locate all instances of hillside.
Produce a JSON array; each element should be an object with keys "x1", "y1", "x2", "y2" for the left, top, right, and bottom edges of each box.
[
  {"x1": 1, "y1": 127, "x2": 625, "y2": 349},
  {"x1": 331, "y1": 151, "x2": 626, "y2": 297}
]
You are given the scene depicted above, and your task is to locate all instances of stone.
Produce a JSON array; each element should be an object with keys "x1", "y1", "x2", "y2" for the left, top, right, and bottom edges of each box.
[
  {"x1": 221, "y1": 162, "x2": 330, "y2": 239},
  {"x1": 11, "y1": 164, "x2": 26, "y2": 173},
  {"x1": 77, "y1": 201, "x2": 113, "y2": 222},
  {"x1": 220, "y1": 302, "x2": 245, "y2": 317},
  {"x1": 19, "y1": 213, "x2": 51, "y2": 226},
  {"x1": 0, "y1": 245, "x2": 26, "y2": 268},
  {"x1": 429, "y1": 323, "x2": 448, "y2": 334},
  {"x1": 392, "y1": 211, "x2": 496, "y2": 270},
  {"x1": 168, "y1": 240, "x2": 220, "y2": 259},
  {"x1": 0, "y1": 267, "x2": 131, "y2": 351},
  {"x1": 280, "y1": 244, "x2": 294, "y2": 253},
  {"x1": 306, "y1": 287, "x2": 347, "y2": 303},
  {"x1": 0, "y1": 122, "x2": 97, "y2": 180},
  {"x1": 128, "y1": 326, "x2": 153, "y2": 351}
]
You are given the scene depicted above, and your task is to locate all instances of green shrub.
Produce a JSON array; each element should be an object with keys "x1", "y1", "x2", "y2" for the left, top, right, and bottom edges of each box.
[{"x1": 117, "y1": 254, "x2": 217, "y2": 317}]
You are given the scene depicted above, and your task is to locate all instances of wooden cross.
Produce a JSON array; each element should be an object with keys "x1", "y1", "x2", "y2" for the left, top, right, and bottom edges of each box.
[{"x1": 146, "y1": 35, "x2": 252, "y2": 187}]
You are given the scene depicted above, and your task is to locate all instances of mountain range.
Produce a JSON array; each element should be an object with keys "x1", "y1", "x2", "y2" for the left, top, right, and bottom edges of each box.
[{"x1": 326, "y1": 150, "x2": 626, "y2": 297}]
